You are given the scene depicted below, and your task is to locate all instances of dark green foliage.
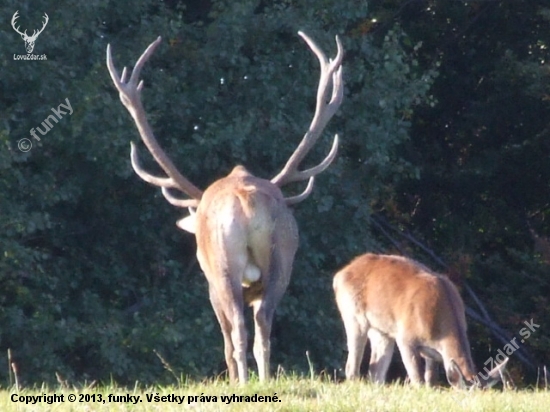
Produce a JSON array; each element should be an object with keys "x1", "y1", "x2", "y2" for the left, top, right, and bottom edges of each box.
[
  {"x1": 0, "y1": 0, "x2": 434, "y2": 385},
  {"x1": 367, "y1": 1, "x2": 550, "y2": 382},
  {"x1": 1, "y1": 0, "x2": 547, "y2": 388}
]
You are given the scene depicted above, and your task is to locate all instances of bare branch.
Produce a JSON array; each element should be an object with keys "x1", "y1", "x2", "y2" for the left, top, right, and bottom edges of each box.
[{"x1": 370, "y1": 214, "x2": 539, "y2": 372}]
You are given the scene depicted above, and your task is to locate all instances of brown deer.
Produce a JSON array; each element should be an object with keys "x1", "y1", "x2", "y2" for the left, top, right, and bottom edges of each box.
[
  {"x1": 333, "y1": 253, "x2": 508, "y2": 389},
  {"x1": 106, "y1": 33, "x2": 343, "y2": 382}
]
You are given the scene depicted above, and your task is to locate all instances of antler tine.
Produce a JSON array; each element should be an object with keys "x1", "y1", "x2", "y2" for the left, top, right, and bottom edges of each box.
[
  {"x1": 106, "y1": 37, "x2": 203, "y2": 201},
  {"x1": 131, "y1": 143, "x2": 198, "y2": 207},
  {"x1": 287, "y1": 134, "x2": 339, "y2": 184},
  {"x1": 161, "y1": 187, "x2": 200, "y2": 208},
  {"x1": 284, "y1": 177, "x2": 315, "y2": 205},
  {"x1": 271, "y1": 32, "x2": 344, "y2": 188}
]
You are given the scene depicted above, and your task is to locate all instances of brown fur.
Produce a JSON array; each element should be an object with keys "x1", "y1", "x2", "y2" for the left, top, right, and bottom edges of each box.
[
  {"x1": 333, "y1": 253, "x2": 505, "y2": 388},
  {"x1": 194, "y1": 166, "x2": 298, "y2": 383}
]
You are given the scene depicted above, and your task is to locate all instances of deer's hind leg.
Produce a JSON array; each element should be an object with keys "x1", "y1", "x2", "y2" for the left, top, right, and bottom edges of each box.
[{"x1": 367, "y1": 329, "x2": 395, "y2": 384}]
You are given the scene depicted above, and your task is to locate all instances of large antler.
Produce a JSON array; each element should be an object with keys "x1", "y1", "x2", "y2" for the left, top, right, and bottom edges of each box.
[
  {"x1": 106, "y1": 37, "x2": 203, "y2": 207},
  {"x1": 271, "y1": 31, "x2": 344, "y2": 190}
]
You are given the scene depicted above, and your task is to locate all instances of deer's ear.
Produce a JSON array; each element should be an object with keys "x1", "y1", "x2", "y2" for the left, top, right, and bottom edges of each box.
[
  {"x1": 177, "y1": 213, "x2": 196, "y2": 233},
  {"x1": 483, "y1": 357, "x2": 509, "y2": 389},
  {"x1": 446, "y1": 359, "x2": 469, "y2": 390}
]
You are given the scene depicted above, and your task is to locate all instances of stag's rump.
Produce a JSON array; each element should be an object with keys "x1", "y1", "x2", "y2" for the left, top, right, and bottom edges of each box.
[{"x1": 195, "y1": 167, "x2": 298, "y2": 298}]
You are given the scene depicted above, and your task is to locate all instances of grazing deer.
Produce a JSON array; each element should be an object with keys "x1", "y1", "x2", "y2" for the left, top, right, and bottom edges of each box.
[
  {"x1": 11, "y1": 11, "x2": 49, "y2": 54},
  {"x1": 333, "y1": 253, "x2": 508, "y2": 389},
  {"x1": 106, "y1": 33, "x2": 343, "y2": 382}
]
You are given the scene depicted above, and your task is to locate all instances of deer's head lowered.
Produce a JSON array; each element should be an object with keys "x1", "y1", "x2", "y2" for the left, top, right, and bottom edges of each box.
[
  {"x1": 11, "y1": 11, "x2": 49, "y2": 54},
  {"x1": 106, "y1": 33, "x2": 343, "y2": 383},
  {"x1": 333, "y1": 253, "x2": 508, "y2": 389}
]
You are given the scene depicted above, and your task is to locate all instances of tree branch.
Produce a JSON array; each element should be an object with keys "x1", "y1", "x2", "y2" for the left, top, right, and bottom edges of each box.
[{"x1": 370, "y1": 214, "x2": 538, "y2": 371}]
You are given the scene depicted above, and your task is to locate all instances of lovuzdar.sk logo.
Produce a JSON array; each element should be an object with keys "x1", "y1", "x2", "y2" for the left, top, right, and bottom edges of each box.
[{"x1": 11, "y1": 10, "x2": 48, "y2": 60}]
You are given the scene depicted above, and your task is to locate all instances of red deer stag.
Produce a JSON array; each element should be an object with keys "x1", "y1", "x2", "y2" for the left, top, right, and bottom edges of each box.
[
  {"x1": 333, "y1": 253, "x2": 508, "y2": 389},
  {"x1": 106, "y1": 33, "x2": 343, "y2": 382}
]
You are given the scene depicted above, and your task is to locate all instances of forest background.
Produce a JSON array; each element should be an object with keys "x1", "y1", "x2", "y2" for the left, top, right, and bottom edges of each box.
[{"x1": 1, "y1": 0, "x2": 548, "y2": 387}]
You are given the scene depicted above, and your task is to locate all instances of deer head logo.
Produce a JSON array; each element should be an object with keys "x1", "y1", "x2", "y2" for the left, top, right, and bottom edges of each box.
[{"x1": 11, "y1": 11, "x2": 49, "y2": 54}]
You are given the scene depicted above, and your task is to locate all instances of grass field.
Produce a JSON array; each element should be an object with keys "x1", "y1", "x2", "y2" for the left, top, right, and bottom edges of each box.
[{"x1": 1, "y1": 376, "x2": 549, "y2": 412}]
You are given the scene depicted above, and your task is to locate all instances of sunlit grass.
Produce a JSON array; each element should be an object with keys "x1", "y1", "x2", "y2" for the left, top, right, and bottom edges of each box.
[{"x1": 1, "y1": 374, "x2": 549, "y2": 411}]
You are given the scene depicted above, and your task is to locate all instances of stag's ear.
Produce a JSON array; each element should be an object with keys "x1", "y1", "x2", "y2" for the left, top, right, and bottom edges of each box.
[{"x1": 176, "y1": 208, "x2": 197, "y2": 233}]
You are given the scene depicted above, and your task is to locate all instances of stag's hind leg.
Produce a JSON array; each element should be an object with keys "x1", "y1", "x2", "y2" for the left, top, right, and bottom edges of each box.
[
  {"x1": 198, "y1": 208, "x2": 251, "y2": 383},
  {"x1": 207, "y1": 276, "x2": 248, "y2": 383},
  {"x1": 250, "y1": 275, "x2": 290, "y2": 382},
  {"x1": 251, "y1": 299, "x2": 275, "y2": 381},
  {"x1": 247, "y1": 207, "x2": 297, "y2": 382},
  {"x1": 250, "y1": 227, "x2": 296, "y2": 381},
  {"x1": 208, "y1": 286, "x2": 239, "y2": 382},
  {"x1": 225, "y1": 289, "x2": 248, "y2": 383}
]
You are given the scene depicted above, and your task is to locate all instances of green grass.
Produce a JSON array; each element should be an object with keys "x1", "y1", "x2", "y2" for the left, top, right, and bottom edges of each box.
[{"x1": 1, "y1": 376, "x2": 548, "y2": 411}]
